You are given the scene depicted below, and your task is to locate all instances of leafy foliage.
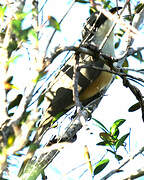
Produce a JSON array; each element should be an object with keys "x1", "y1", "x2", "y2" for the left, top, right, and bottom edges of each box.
[
  {"x1": 47, "y1": 16, "x2": 61, "y2": 31},
  {"x1": 94, "y1": 159, "x2": 109, "y2": 176},
  {"x1": 93, "y1": 118, "x2": 129, "y2": 161},
  {"x1": 128, "y1": 102, "x2": 141, "y2": 112}
]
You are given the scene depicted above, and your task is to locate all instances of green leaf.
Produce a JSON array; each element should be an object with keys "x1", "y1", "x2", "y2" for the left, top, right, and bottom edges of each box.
[
  {"x1": 16, "y1": 11, "x2": 29, "y2": 20},
  {"x1": 110, "y1": 119, "x2": 126, "y2": 138},
  {"x1": 112, "y1": 119, "x2": 126, "y2": 128},
  {"x1": 38, "y1": 94, "x2": 45, "y2": 106},
  {"x1": 107, "y1": 150, "x2": 123, "y2": 161},
  {"x1": 92, "y1": 118, "x2": 109, "y2": 133},
  {"x1": 28, "y1": 28, "x2": 38, "y2": 41},
  {"x1": 103, "y1": 1, "x2": 111, "y2": 9},
  {"x1": 52, "y1": 112, "x2": 64, "y2": 124},
  {"x1": 97, "y1": 141, "x2": 109, "y2": 146},
  {"x1": 100, "y1": 132, "x2": 116, "y2": 145},
  {"x1": 89, "y1": 7, "x2": 96, "y2": 14},
  {"x1": 11, "y1": 19, "x2": 22, "y2": 35},
  {"x1": 47, "y1": 16, "x2": 61, "y2": 31},
  {"x1": 20, "y1": 27, "x2": 32, "y2": 41},
  {"x1": 94, "y1": 159, "x2": 109, "y2": 176},
  {"x1": 75, "y1": 0, "x2": 89, "y2": 3},
  {"x1": 128, "y1": 102, "x2": 141, "y2": 112},
  {"x1": 7, "y1": 40, "x2": 18, "y2": 58},
  {"x1": 107, "y1": 149, "x2": 115, "y2": 154},
  {"x1": 0, "y1": 5, "x2": 6, "y2": 21},
  {"x1": 7, "y1": 55, "x2": 22, "y2": 65},
  {"x1": 115, "y1": 133, "x2": 130, "y2": 150},
  {"x1": 8, "y1": 94, "x2": 23, "y2": 111},
  {"x1": 110, "y1": 126, "x2": 119, "y2": 139},
  {"x1": 115, "y1": 154, "x2": 123, "y2": 161}
]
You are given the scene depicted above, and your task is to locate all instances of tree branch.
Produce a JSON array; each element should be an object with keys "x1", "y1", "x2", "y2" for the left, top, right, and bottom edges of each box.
[
  {"x1": 101, "y1": 146, "x2": 144, "y2": 180},
  {"x1": 18, "y1": 3, "x2": 144, "y2": 179},
  {"x1": 123, "y1": 167, "x2": 144, "y2": 180}
]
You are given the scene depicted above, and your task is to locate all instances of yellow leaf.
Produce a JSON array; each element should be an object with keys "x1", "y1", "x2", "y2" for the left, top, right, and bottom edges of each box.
[
  {"x1": 84, "y1": 145, "x2": 93, "y2": 174},
  {"x1": 7, "y1": 136, "x2": 15, "y2": 147},
  {"x1": 4, "y1": 82, "x2": 19, "y2": 90}
]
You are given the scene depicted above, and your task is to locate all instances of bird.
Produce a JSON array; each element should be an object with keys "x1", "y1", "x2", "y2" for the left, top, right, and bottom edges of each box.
[
  {"x1": 18, "y1": 7, "x2": 122, "y2": 177},
  {"x1": 37, "y1": 7, "x2": 122, "y2": 138}
]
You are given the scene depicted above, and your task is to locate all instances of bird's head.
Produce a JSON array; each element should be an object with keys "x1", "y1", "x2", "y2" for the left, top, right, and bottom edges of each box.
[{"x1": 82, "y1": 7, "x2": 122, "y2": 57}]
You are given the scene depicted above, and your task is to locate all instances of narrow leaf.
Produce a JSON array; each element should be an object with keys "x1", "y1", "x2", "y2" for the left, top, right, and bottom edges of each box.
[
  {"x1": 107, "y1": 149, "x2": 115, "y2": 154},
  {"x1": 75, "y1": 0, "x2": 89, "y2": 3},
  {"x1": 84, "y1": 145, "x2": 93, "y2": 174},
  {"x1": 107, "y1": 150, "x2": 123, "y2": 161},
  {"x1": 92, "y1": 118, "x2": 109, "y2": 132},
  {"x1": 7, "y1": 55, "x2": 22, "y2": 65},
  {"x1": 8, "y1": 94, "x2": 23, "y2": 111},
  {"x1": 115, "y1": 133, "x2": 130, "y2": 150},
  {"x1": 97, "y1": 141, "x2": 109, "y2": 146},
  {"x1": 28, "y1": 29, "x2": 38, "y2": 41},
  {"x1": 11, "y1": 19, "x2": 22, "y2": 34},
  {"x1": 128, "y1": 102, "x2": 140, "y2": 112},
  {"x1": 112, "y1": 119, "x2": 126, "y2": 128},
  {"x1": 115, "y1": 154, "x2": 123, "y2": 161},
  {"x1": 94, "y1": 159, "x2": 109, "y2": 176},
  {"x1": 38, "y1": 94, "x2": 45, "y2": 106}
]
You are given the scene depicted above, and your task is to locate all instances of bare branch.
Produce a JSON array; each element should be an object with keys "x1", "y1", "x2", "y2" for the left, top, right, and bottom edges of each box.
[
  {"x1": 73, "y1": 53, "x2": 82, "y2": 110},
  {"x1": 123, "y1": 167, "x2": 144, "y2": 180},
  {"x1": 101, "y1": 146, "x2": 144, "y2": 180},
  {"x1": 49, "y1": 45, "x2": 95, "y2": 62},
  {"x1": 116, "y1": 46, "x2": 144, "y2": 62}
]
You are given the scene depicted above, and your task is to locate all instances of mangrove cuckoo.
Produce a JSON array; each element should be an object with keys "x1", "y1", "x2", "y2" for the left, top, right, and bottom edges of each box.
[{"x1": 38, "y1": 7, "x2": 121, "y2": 134}]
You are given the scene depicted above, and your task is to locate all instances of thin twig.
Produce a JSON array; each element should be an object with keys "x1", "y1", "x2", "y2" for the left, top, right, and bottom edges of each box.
[
  {"x1": 101, "y1": 146, "x2": 144, "y2": 180},
  {"x1": 79, "y1": 64, "x2": 144, "y2": 84},
  {"x1": 122, "y1": 77, "x2": 144, "y2": 121},
  {"x1": 73, "y1": 53, "x2": 82, "y2": 110},
  {"x1": 44, "y1": 0, "x2": 76, "y2": 57},
  {"x1": 50, "y1": 45, "x2": 95, "y2": 62}
]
